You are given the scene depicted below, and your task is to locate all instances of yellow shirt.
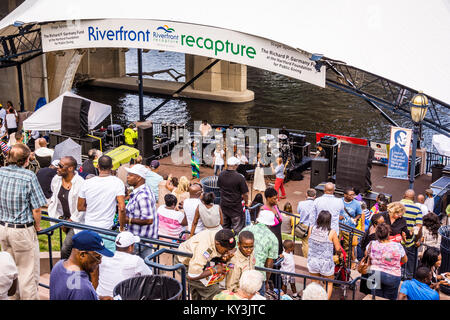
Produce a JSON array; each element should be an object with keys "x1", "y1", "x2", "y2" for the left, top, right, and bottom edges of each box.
[
  {"x1": 177, "y1": 229, "x2": 220, "y2": 278},
  {"x1": 225, "y1": 248, "x2": 255, "y2": 292},
  {"x1": 124, "y1": 128, "x2": 138, "y2": 145}
]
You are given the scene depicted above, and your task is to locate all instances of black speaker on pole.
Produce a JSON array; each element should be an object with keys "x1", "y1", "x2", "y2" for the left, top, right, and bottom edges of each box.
[
  {"x1": 61, "y1": 96, "x2": 90, "y2": 137},
  {"x1": 310, "y1": 158, "x2": 329, "y2": 188},
  {"x1": 137, "y1": 124, "x2": 154, "y2": 163},
  {"x1": 335, "y1": 143, "x2": 373, "y2": 192},
  {"x1": 320, "y1": 141, "x2": 338, "y2": 176}
]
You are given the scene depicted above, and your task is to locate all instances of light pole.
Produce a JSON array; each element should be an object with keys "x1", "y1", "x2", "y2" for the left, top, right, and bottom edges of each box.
[{"x1": 409, "y1": 92, "x2": 429, "y2": 189}]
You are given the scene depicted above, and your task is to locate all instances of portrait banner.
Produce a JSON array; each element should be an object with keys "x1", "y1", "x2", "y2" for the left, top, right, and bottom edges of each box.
[{"x1": 386, "y1": 126, "x2": 412, "y2": 180}]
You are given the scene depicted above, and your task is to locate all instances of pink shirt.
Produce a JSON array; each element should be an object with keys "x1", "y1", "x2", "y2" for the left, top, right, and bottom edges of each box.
[
  {"x1": 157, "y1": 206, "x2": 185, "y2": 239},
  {"x1": 369, "y1": 240, "x2": 405, "y2": 277}
]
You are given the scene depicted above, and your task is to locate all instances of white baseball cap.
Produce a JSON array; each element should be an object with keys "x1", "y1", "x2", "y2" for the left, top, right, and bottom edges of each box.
[
  {"x1": 51, "y1": 159, "x2": 60, "y2": 167},
  {"x1": 115, "y1": 231, "x2": 141, "y2": 248},
  {"x1": 125, "y1": 164, "x2": 149, "y2": 179},
  {"x1": 227, "y1": 157, "x2": 240, "y2": 166},
  {"x1": 256, "y1": 210, "x2": 276, "y2": 226}
]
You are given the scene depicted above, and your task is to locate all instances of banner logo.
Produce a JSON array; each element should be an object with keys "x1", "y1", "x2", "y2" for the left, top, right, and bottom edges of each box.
[
  {"x1": 157, "y1": 25, "x2": 175, "y2": 33},
  {"x1": 153, "y1": 24, "x2": 179, "y2": 44}
]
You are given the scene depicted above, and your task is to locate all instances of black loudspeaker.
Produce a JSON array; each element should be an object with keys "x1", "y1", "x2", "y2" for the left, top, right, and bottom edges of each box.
[
  {"x1": 335, "y1": 143, "x2": 373, "y2": 192},
  {"x1": 321, "y1": 142, "x2": 338, "y2": 176},
  {"x1": 61, "y1": 96, "x2": 90, "y2": 137},
  {"x1": 290, "y1": 133, "x2": 306, "y2": 146},
  {"x1": 137, "y1": 124, "x2": 154, "y2": 158},
  {"x1": 310, "y1": 158, "x2": 329, "y2": 188},
  {"x1": 292, "y1": 144, "x2": 304, "y2": 163}
]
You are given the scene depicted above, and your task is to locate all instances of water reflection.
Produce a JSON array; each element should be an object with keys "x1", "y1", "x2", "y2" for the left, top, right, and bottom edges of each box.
[{"x1": 74, "y1": 49, "x2": 434, "y2": 148}]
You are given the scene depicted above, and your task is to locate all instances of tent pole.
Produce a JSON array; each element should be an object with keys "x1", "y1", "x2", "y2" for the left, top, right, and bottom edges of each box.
[
  {"x1": 42, "y1": 54, "x2": 49, "y2": 104},
  {"x1": 17, "y1": 63, "x2": 25, "y2": 112},
  {"x1": 138, "y1": 49, "x2": 144, "y2": 122},
  {"x1": 110, "y1": 113, "x2": 115, "y2": 148}
]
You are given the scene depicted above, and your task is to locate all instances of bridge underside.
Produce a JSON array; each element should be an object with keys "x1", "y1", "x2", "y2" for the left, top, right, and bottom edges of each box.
[{"x1": 0, "y1": 24, "x2": 448, "y2": 138}]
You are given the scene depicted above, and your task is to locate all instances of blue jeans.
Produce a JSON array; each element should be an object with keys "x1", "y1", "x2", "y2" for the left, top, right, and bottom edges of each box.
[
  {"x1": 258, "y1": 280, "x2": 266, "y2": 296},
  {"x1": 374, "y1": 271, "x2": 401, "y2": 300},
  {"x1": 402, "y1": 245, "x2": 418, "y2": 280},
  {"x1": 214, "y1": 165, "x2": 223, "y2": 176}
]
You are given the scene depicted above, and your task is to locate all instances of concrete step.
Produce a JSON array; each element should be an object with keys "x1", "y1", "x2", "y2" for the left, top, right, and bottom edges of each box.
[{"x1": 39, "y1": 273, "x2": 50, "y2": 300}]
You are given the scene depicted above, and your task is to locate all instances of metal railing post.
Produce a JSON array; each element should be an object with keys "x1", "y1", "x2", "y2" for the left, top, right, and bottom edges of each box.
[{"x1": 47, "y1": 233, "x2": 53, "y2": 270}]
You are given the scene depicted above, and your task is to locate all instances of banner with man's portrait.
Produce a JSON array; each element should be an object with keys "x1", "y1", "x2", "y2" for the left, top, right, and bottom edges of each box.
[{"x1": 387, "y1": 126, "x2": 412, "y2": 180}]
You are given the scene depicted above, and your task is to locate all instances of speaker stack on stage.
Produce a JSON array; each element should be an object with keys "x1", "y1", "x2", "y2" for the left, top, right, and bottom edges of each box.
[
  {"x1": 310, "y1": 157, "x2": 329, "y2": 188},
  {"x1": 49, "y1": 96, "x2": 101, "y2": 154},
  {"x1": 335, "y1": 142, "x2": 373, "y2": 193},
  {"x1": 320, "y1": 135, "x2": 338, "y2": 177},
  {"x1": 290, "y1": 132, "x2": 307, "y2": 164},
  {"x1": 61, "y1": 96, "x2": 90, "y2": 137},
  {"x1": 137, "y1": 123, "x2": 154, "y2": 165}
]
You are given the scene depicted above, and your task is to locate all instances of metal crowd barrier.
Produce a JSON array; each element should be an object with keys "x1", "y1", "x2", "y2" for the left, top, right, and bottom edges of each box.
[
  {"x1": 38, "y1": 210, "x2": 369, "y2": 300},
  {"x1": 38, "y1": 215, "x2": 180, "y2": 289},
  {"x1": 279, "y1": 209, "x2": 365, "y2": 270}
]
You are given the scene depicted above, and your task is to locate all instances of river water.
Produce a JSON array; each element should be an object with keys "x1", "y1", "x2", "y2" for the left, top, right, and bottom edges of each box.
[{"x1": 74, "y1": 49, "x2": 435, "y2": 149}]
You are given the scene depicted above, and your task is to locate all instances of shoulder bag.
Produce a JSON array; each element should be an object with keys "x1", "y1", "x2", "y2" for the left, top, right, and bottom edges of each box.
[{"x1": 357, "y1": 242, "x2": 372, "y2": 275}]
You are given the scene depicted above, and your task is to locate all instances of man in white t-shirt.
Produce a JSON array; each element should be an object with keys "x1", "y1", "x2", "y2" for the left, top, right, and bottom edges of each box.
[
  {"x1": 0, "y1": 251, "x2": 18, "y2": 300},
  {"x1": 424, "y1": 189, "x2": 435, "y2": 213},
  {"x1": 34, "y1": 138, "x2": 54, "y2": 159},
  {"x1": 0, "y1": 104, "x2": 6, "y2": 126},
  {"x1": 199, "y1": 120, "x2": 212, "y2": 137},
  {"x1": 184, "y1": 183, "x2": 204, "y2": 236},
  {"x1": 94, "y1": 231, "x2": 152, "y2": 298},
  {"x1": 78, "y1": 155, "x2": 126, "y2": 252},
  {"x1": 416, "y1": 194, "x2": 430, "y2": 216}
]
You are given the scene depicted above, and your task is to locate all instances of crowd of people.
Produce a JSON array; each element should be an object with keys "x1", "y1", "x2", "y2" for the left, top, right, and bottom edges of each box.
[{"x1": 0, "y1": 120, "x2": 449, "y2": 301}]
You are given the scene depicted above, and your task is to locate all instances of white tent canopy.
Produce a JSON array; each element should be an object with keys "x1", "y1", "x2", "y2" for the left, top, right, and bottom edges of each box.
[
  {"x1": 432, "y1": 135, "x2": 450, "y2": 157},
  {"x1": 22, "y1": 91, "x2": 111, "y2": 131},
  {"x1": 1, "y1": 0, "x2": 449, "y2": 104}
]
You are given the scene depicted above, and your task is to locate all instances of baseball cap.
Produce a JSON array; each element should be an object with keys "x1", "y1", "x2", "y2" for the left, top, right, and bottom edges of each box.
[
  {"x1": 256, "y1": 210, "x2": 275, "y2": 226},
  {"x1": 150, "y1": 160, "x2": 160, "y2": 169},
  {"x1": 115, "y1": 231, "x2": 140, "y2": 248},
  {"x1": 51, "y1": 159, "x2": 60, "y2": 167},
  {"x1": 125, "y1": 164, "x2": 149, "y2": 179},
  {"x1": 227, "y1": 157, "x2": 240, "y2": 166},
  {"x1": 72, "y1": 230, "x2": 114, "y2": 257}
]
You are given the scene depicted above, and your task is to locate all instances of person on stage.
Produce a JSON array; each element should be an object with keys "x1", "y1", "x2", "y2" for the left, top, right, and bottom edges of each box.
[
  {"x1": 191, "y1": 141, "x2": 200, "y2": 180},
  {"x1": 271, "y1": 157, "x2": 286, "y2": 200}
]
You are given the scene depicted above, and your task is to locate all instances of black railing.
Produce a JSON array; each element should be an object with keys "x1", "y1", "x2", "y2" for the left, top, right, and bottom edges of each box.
[
  {"x1": 426, "y1": 151, "x2": 450, "y2": 173},
  {"x1": 279, "y1": 208, "x2": 365, "y2": 271},
  {"x1": 38, "y1": 211, "x2": 369, "y2": 300},
  {"x1": 143, "y1": 246, "x2": 369, "y2": 300},
  {"x1": 38, "y1": 215, "x2": 180, "y2": 290}
]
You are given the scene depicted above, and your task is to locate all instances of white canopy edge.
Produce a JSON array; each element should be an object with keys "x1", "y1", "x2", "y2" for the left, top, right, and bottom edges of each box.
[
  {"x1": 22, "y1": 91, "x2": 111, "y2": 131},
  {"x1": 432, "y1": 135, "x2": 450, "y2": 157},
  {"x1": 1, "y1": 0, "x2": 450, "y2": 104}
]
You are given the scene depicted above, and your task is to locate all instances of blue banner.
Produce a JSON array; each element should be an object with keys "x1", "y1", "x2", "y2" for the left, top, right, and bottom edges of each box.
[{"x1": 387, "y1": 126, "x2": 412, "y2": 179}]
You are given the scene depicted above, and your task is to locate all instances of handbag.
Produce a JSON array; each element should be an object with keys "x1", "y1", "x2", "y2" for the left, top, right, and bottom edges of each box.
[
  {"x1": 294, "y1": 223, "x2": 309, "y2": 238},
  {"x1": 357, "y1": 243, "x2": 372, "y2": 275}
]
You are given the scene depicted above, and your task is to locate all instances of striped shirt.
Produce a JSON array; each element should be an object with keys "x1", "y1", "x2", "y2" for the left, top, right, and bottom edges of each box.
[
  {"x1": 126, "y1": 184, "x2": 158, "y2": 239},
  {"x1": 0, "y1": 165, "x2": 46, "y2": 224},
  {"x1": 400, "y1": 199, "x2": 423, "y2": 248},
  {"x1": 0, "y1": 141, "x2": 9, "y2": 155}
]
